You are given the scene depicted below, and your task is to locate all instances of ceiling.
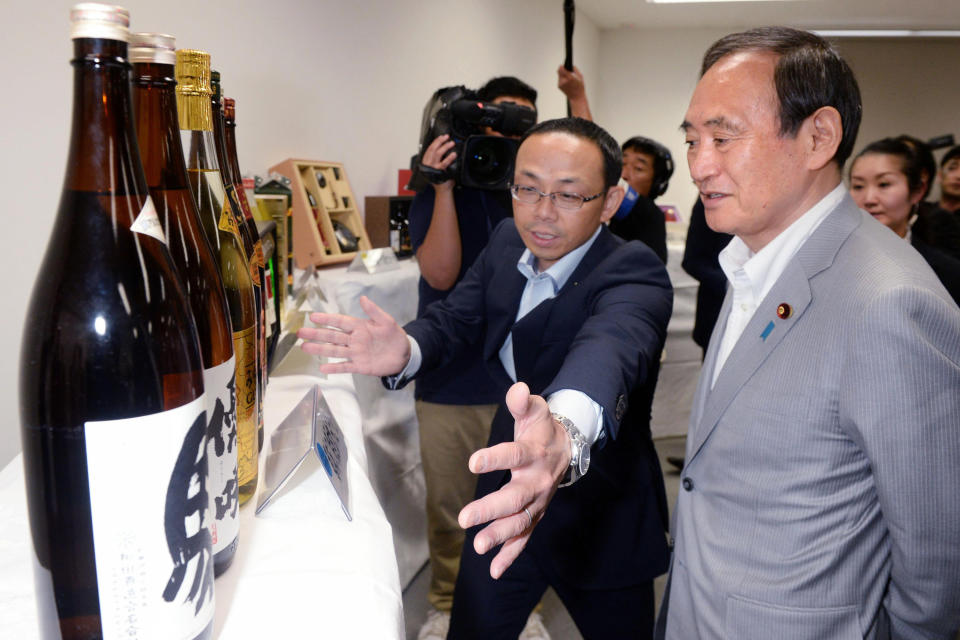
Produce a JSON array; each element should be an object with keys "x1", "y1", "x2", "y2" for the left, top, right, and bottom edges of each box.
[{"x1": 575, "y1": 0, "x2": 960, "y2": 31}]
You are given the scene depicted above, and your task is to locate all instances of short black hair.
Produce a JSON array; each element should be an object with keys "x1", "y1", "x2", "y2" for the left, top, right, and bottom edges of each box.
[
  {"x1": 895, "y1": 134, "x2": 936, "y2": 199},
  {"x1": 520, "y1": 117, "x2": 621, "y2": 189},
  {"x1": 478, "y1": 76, "x2": 537, "y2": 106},
  {"x1": 701, "y1": 26, "x2": 862, "y2": 167},
  {"x1": 622, "y1": 136, "x2": 675, "y2": 199},
  {"x1": 940, "y1": 145, "x2": 960, "y2": 168},
  {"x1": 851, "y1": 138, "x2": 925, "y2": 195}
]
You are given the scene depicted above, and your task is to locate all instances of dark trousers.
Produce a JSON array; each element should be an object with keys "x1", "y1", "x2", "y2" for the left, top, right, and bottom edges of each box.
[{"x1": 448, "y1": 526, "x2": 655, "y2": 640}]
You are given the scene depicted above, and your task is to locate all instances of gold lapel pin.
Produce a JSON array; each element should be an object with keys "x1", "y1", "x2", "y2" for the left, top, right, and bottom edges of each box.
[{"x1": 777, "y1": 303, "x2": 792, "y2": 319}]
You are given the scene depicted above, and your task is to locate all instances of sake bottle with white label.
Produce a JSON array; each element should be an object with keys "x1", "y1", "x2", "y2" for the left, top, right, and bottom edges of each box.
[
  {"x1": 19, "y1": 4, "x2": 214, "y2": 639},
  {"x1": 131, "y1": 33, "x2": 239, "y2": 576},
  {"x1": 176, "y1": 48, "x2": 259, "y2": 505}
]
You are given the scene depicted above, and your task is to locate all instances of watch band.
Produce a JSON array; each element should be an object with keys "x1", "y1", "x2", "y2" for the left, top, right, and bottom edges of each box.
[{"x1": 552, "y1": 412, "x2": 588, "y2": 487}]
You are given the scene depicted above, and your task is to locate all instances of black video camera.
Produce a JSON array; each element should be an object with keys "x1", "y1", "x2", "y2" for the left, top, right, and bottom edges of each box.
[{"x1": 408, "y1": 85, "x2": 536, "y2": 192}]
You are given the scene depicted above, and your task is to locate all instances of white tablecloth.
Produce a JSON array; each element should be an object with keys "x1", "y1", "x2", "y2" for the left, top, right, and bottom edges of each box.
[
  {"x1": 0, "y1": 351, "x2": 404, "y2": 638},
  {"x1": 312, "y1": 257, "x2": 428, "y2": 588}
]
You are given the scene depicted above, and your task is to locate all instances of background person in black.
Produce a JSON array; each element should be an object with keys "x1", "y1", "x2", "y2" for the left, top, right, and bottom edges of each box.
[
  {"x1": 408, "y1": 76, "x2": 549, "y2": 640},
  {"x1": 557, "y1": 66, "x2": 671, "y2": 263},
  {"x1": 938, "y1": 145, "x2": 960, "y2": 216},
  {"x1": 849, "y1": 137, "x2": 960, "y2": 305},
  {"x1": 682, "y1": 199, "x2": 732, "y2": 359},
  {"x1": 608, "y1": 136, "x2": 673, "y2": 264},
  {"x1": 896, "y1": 135, "x2": 960, "y2": 262}
]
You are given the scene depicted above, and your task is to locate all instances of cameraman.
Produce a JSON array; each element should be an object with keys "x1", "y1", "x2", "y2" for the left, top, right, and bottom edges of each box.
[
  {"x1": 558, "y1": 66, "x2": 671, "y2": 263},
  {"x1": 408, "y1": 76, "x2": 547, "y2": 640}
]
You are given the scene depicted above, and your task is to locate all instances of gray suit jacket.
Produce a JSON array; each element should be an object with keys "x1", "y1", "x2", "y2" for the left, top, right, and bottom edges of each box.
[{"x1": 659, "y1": 195, "x2": 960, "y2": 640}]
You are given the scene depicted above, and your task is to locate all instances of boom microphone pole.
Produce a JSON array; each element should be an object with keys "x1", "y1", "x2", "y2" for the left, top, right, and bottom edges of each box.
[{"x1": 564, "y1": 0, "x2": 575, "y2": 117}]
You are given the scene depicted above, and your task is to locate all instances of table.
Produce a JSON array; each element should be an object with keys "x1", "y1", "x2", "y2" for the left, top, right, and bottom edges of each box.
[
  {"x1": 311, "y1": 257, "x2": 428, "y2": 588},
  {"x1": 0, "y1": 346, "x2": 405, "y2": 638}
]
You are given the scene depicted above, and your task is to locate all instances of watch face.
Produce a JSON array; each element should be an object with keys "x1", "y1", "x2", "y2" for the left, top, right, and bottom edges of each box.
[{"x1": 579, "y1": 442, "x2": 590, "y2": 475}]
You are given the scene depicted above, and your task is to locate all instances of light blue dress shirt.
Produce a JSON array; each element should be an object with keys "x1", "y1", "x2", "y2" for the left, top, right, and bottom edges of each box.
[{"x1": 400, "y1": 225, "x2": 606, "y2": 445}]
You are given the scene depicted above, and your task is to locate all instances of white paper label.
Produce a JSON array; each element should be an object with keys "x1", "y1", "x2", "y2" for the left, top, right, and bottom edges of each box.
[
  {"x1": 130, "y1": 196, "x2": 167, "y2": 245},
  {"x1": 204, "y1": 356, "x2": 240, "y2": 556},
  {"x1": 85, "y1": 395, "x2": 214, "y2": 640}
]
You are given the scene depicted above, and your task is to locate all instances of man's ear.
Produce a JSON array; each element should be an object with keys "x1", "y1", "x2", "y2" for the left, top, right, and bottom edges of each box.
[
  {"x1": 804, "y1": 106, "x2": 842, "y2": 171},
  {"x1": 599, "y1": 185, "x2": 624, "y2": 223}
]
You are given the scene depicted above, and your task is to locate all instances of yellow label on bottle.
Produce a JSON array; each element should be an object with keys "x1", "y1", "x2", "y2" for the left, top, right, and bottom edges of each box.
[
  {"x1": 218, "y1": 204, "x2": 240, "y2": 237},
  {"x1": 233, "y1": 325, "x2": 258, "y2": 501}
]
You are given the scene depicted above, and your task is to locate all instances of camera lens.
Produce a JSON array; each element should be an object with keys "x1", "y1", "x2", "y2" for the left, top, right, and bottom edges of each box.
[{"x1": 465, "y1": 139, "x2": 511, "y2": 188}]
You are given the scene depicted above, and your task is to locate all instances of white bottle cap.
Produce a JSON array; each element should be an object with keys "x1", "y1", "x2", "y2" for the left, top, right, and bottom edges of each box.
[
  {"x1": 70, "y1": 3, "x2": 130, "y2": 42},
  {"x1": 130, "y1": 33, "x2": 176, "y2": 65}
]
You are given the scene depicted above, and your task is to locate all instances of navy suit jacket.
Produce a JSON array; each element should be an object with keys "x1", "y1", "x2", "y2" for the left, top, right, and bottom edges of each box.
[{"x1": 403, "y1": 219, "x2": 673, "y2": 588}]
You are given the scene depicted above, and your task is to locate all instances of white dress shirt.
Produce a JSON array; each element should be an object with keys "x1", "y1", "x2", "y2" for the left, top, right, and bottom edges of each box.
[
  {"x1": 400, "y1": 225, "x2": 605, "y2": 445},
  {"x1": 711, "y1": 183, "x2": 846, "y2": 388}
]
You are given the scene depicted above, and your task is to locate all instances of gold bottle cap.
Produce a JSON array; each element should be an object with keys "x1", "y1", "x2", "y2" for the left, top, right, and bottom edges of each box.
[
  {"x1": 175, "y1": 49, "x2": 211, "y2": 97},
  {"x1": 130, "y1": 32, "x2": 175, "y2": 65},
  {"x1": 70, "y1": 3, "x2": 130, "y2": 42},
  {"x1": 175, "y1": 49, "x2": 212, "y2": 131}
]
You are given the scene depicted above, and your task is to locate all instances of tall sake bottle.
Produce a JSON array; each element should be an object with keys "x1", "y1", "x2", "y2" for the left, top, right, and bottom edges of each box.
[
  {"x1": 211, "y1": 72, "x2": 266, "y2": 452},
  {"x1": 19, "y1": 4, "x2": 213, "y2": 638},
  {"x1": 223, "y1": 95, "x2": 272, "y2": 414},
  {"x1": 176, "y1": 49, "x2": 259, "y2": 505},
  {"x1": 131, "y1": 33, "x2": 239, "y2": 575}
]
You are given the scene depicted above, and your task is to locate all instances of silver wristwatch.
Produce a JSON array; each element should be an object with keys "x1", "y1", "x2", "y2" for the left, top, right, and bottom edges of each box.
[{"x1": 552, "y1": 412, "x2": 590, "y2": 487}]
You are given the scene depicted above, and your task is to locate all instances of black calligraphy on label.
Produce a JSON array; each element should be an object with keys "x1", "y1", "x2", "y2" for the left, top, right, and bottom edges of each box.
[
  {"x1": 162, "y1": 411, "x2": 214, "y2": 614},
  {"x1": 209, "y1": 374, "x2": 239, "y2": 521}
]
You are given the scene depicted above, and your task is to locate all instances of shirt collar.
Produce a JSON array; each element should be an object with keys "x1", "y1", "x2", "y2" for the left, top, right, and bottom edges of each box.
[
  {"x1": 516, "y1": 225, "x2": 603, "y2": 291},
  {"x1": 719, "y1": 182, "x2": 846, "y2": 304}
]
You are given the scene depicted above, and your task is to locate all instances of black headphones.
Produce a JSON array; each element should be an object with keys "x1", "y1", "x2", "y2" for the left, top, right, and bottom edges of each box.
[{"x1": 622, "y1": 136, "x2": 674, "y2": 199}]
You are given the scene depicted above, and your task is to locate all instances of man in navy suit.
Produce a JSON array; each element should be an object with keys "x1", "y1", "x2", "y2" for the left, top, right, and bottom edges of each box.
[{"x1": 299, "y1": 117, "x2": 673, "y2": 638}]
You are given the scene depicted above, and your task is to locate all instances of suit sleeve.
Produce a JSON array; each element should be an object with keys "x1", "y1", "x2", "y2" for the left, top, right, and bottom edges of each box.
[
  {"x1": 544, "y1": 241, "x2": 673, "y2": 441},
  {"x1": 839, "y1": 284, "x2": 960, "y2": 637},
  {"x1": 400, "y1": 219, "x2": 507, "y2": 376}
]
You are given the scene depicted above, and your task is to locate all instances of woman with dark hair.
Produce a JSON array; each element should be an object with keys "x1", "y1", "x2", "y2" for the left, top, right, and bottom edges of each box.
[
  {"x1": 849, "y1": 137, "x2": 960, "y2": 304},
  {"x1": 895, "y1": 134, "x2": 960, "y2": 261}
]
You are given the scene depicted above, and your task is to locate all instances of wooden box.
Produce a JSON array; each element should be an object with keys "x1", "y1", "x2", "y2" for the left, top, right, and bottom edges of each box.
[{"x1": 268, "y1": 158, "x2": 372, "y2": 268}]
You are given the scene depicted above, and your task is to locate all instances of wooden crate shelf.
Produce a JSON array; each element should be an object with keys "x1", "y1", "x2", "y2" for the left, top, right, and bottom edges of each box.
[{"x1": 269, "y1": 158, "x2": 371, "y2": 268}]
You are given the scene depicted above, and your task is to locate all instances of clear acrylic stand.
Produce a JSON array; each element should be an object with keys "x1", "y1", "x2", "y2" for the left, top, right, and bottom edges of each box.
[{"x1": 346, "y1": 248, "x2": 400, "y2": 274}]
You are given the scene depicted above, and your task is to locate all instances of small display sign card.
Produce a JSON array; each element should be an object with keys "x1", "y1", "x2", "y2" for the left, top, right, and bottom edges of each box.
[{"x1": 256, "y1": 385, "x2": 351, "y2": 520}]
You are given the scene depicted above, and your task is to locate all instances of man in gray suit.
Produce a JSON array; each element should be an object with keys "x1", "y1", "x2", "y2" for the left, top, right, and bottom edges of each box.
[{"x1": 656, "y1": 27, "x2": 960, "y2": 639}]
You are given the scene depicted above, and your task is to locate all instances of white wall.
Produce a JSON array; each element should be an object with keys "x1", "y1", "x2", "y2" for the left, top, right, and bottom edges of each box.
[
  {"x1": 594, "y1": 27, "x2": 731, "y2": 221},
  {"x1": 836, "y1": 37, "x2": 960, "y2": 176},
  {"x1": 1, "y1": 0, "x2": 600, "y2": 468},
  {"x1": 594, "y1": 28, "x2": 960, "y2": 218}
]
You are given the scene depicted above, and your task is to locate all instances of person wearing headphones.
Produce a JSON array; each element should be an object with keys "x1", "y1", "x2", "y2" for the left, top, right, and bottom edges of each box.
[{"x1": 558, "y1": 66, "x2": 673, "y2": 263}]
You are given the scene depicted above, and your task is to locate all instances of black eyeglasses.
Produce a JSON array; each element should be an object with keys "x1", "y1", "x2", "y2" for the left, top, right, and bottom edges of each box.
[{"x1": 509, "y1": 184, "x2": 606, "y2": 211}]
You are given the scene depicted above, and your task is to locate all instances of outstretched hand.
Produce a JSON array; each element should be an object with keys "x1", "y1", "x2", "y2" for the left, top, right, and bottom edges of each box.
[
  {"x1": 457, "y1": 382, "x2": 572, "y2": 579},
  {"x1": 297, "y1": 295, "x2": 410, "y2": 376}
]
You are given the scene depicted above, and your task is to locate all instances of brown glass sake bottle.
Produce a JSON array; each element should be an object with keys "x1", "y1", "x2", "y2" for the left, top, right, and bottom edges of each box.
[
  {"x1": 20, "y1": 5, "x2": 213, "y2": 639},
  {"x1": 223, "y1": 94, "x2": 271, "y2": 441},
  {"x1": 131, "y1": 32, "x2": 240, "y2": 576},
  {"x1": 211, "y1": 71, "x2": 266, "y2": 452}
]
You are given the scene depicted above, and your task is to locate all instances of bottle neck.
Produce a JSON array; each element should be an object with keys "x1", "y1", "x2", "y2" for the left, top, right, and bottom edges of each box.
[
  {"x1": 179, "y1": 92, "x2": 220, "y2": 172},
  {"x1": 211, "y1": 100, "x2": 233, "y2": 184},
  {"x1": 65, "y1": 38, "x2": 145, "y2": 194},
  {"x1": 133, "y1": 62, "x2": 189, "y2": 190},
  {"x1": 224, "y1": 118, "x2": 243, "y2": 187}
]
